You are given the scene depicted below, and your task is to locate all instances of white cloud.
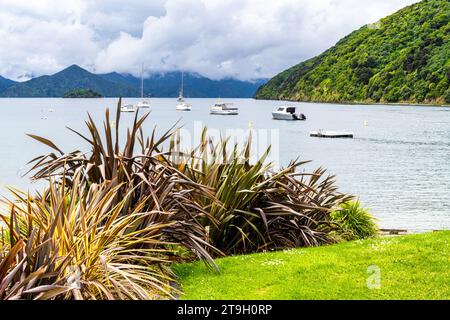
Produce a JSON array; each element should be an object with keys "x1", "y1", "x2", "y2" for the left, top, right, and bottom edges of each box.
[{"x1": 0, "y1": 0, "x2": 419, "y2": 81}]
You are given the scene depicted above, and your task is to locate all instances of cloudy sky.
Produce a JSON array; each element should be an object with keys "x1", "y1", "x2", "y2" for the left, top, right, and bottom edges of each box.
[{"x1": 0, "y1": 0, "x2": 419, "y2": 81}]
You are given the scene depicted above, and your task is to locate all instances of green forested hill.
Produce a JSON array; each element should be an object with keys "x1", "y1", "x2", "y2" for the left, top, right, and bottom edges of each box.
[
  {"x1": 0, "y1": 65, "x2": 136, "y2": 97},
  {"x1": 255, "y1": 0, "x2": 450, "y2": 105},
  {"x1": 63, "y1": 88, "x2": 103, "y2": 98}
]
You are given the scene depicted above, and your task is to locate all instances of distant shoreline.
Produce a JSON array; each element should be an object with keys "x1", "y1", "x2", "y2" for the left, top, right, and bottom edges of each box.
[
  {"x1": 254, "y1": 97, "x2": 450, "y2": 108},
  {"x1": 0, "y1": 96, "x2": 449, "y2": 108}
]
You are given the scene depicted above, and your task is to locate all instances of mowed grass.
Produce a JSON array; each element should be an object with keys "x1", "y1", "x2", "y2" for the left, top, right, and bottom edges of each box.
[{"x1": 174, "y1": 231, "x2": 450, "y2": 300}]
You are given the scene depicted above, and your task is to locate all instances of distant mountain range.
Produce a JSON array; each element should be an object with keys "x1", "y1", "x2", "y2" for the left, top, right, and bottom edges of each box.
[
  {"x1": 0, "y1": 65, "x2": 267, "y2": 98},
  {"x1": 0, "y1": 76, "x2": 16, "y2": 92},
  {"x1": 99, "y1": 71, "x2": 267, "y2": 98}
]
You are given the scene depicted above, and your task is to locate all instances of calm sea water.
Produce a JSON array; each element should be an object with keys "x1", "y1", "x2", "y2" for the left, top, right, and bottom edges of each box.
[{"x1": 0, "y1": 98, "x2": 449, "y2": 232}]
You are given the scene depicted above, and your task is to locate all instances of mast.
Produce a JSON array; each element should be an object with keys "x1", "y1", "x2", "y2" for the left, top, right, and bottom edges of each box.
[{"x1": 180, "y1": 71, "x2": 184, "y2": 98}]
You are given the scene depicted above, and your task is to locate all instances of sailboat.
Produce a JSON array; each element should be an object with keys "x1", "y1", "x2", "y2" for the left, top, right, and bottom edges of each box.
[
  {"x1": 175, "y1": 72, "x2": 191, "y2": 111},
  {"x1": 135, "y1": 64, "x2": 150, "y2": 109}
]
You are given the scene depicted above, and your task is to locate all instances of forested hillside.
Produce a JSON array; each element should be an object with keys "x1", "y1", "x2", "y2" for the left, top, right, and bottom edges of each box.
[{"x1": 255, "y1": 0, "x2": 450, "y2": 105}]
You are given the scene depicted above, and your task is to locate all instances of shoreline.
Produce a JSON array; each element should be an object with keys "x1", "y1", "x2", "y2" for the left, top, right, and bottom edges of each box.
[
  {"x1": 254, "y1": 97, "x2": 450, "y2": 108},
  {"x1": 1, "y1": 96, "x2": 449, "y2": 108}
]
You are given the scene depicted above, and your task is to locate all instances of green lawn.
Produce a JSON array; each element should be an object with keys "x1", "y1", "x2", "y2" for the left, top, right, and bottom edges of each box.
[{"x1": 174, "y1": 231, "x2": 450, "y2": 300}]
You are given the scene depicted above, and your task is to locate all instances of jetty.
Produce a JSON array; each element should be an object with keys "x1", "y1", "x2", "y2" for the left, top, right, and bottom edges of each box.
[{"x1": 310, "y1": 130, "x2": 354, "y2": 138}]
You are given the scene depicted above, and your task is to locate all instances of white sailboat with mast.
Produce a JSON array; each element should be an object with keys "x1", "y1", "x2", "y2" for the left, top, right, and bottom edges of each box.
[
  {"x1": 175, "y1": 71, "x2": 191, "y2": 111},
  {"x1": 135, "y1": 64, "x2": 150, "y2": 109}
]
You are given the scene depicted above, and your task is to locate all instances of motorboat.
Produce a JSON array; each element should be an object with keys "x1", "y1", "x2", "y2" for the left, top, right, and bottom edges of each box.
[
  {"x1": 175, "y1": 72, "x2": 191, "y2": 111},
  {"x1": 272, "y1": 106, "x2": 306, "y2": 120},
  {"x1": 135, "y1": 64, "x2": 150, "y2": 109},
  {"x1": 210, "y1": 103, "x2": 238, "y2": 115},
  {"x1": 120, "y1": 104, "x2": 136, "y2": 112}
]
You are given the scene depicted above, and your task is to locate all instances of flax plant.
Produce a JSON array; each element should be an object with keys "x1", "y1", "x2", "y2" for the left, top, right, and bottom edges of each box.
[{"x1": 0, "y1": 172, "x2": 177, "y2": 300}]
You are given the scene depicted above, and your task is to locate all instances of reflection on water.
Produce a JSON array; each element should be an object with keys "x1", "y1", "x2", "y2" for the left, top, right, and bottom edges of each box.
[{"x1": 0, "y1": 98, "x2": 449, "y2": 232}]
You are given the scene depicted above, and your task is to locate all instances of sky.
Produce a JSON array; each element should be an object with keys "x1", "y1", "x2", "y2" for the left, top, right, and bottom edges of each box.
[{"x1": 0, "y1": 0, "x2": 419, "y2": 81}]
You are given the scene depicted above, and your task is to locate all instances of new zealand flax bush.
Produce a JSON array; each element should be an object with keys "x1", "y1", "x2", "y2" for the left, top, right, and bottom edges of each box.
[
  {"x1": 0, "y1": 172, "x2": 177, "y2": 300},
  {"x1": 172, "y1": 129, "x2": 353, "y2": 255}
]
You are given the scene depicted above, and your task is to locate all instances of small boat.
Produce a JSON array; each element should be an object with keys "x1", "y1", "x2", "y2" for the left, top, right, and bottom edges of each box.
[
  {"x1": 175, "y1": 72, "x2": 191, "y2": 111},
  {"x1": 176, "y1": 100, "x2": 192, "y2": 111},
  {"x1": 136, "y1": 100, "x2": 150, "y2": 109},
  {"x1": 120, "y1": 104, "x2": 136, "y2": 113},
  {"x1": 272, "y1": 106, "x2": 306, "y2": 120},
  {"x1": 135, "y1": 64, "x2": 150, "y2": 109},
  {"x1": 310, "y1": 130, "x2": 354, "y2": 138},
  {"x1": 210, "y1": 103, "x2": 238, "y2": 115}
]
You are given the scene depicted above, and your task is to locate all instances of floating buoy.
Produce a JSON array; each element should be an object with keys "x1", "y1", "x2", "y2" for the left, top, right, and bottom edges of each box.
[
  {"x1": 248, "y1": 121, "x2": 253, "y2": 129},
  {"x1": 364, "y1": 120, "x2": 368, "y2": 127}
]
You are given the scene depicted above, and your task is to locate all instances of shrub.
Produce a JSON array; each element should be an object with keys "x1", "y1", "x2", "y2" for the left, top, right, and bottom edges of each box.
[
  {"x1": 0, "y1": 173, "x2": 177, "y2": 300},
  {"x1": 330, "y1": 201, "x2": 378, "y2": 240},
  {"x1": 173, "y1": 129, "x2": 353, "y2": 254}
]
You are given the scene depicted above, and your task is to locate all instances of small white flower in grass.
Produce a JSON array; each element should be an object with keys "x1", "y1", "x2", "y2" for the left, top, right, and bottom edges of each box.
[
  {"x1": 371, "y1": 239, "x2": 398, "y2": 252},
  {"x1": 261, "y1": 259, "x2": 285, "y2": 267}
]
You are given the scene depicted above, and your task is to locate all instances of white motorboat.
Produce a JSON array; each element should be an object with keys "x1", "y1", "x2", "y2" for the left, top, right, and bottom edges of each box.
[
  {"x1": 175, "y1": 72, "x2": 191, "y2": 111},
  {"x1": 120, "y1": 104, "x2": 136, "y2": 112},
  {"x1": 272, "y1": 106, "x2": 306, "y2": 120},
  {"x1": 210, "y1": 103, "x2": 238, "y2": 115},
  {"x1": 135, "y1": 64, "x2": 150, "y2": 109}
]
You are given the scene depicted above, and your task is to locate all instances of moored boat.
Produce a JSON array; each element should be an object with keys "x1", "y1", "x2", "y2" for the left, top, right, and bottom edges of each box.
[
  {"x1": 272, "y1": 106, "x2": 306, "y2": 120},
  {"x1": 175, "y1": 72, "x2": 191, "y2": 111},
  {"x1": 176, "y1": 101, "x2": 192, "y2": 111},
  {"x1": 210, "y1": 103, "x2": 238, "y2": 115},
  {"x1": 120, "y1": 104, "x2": 136, "y2": 113},
  {"x1": 136, "y1": 100, "x2": 150, "y2": 109}
]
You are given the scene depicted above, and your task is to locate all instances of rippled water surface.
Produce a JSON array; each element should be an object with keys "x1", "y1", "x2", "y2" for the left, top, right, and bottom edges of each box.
[{"x1": 0, "y1": 98, "x2": 449, "y2": 231}]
